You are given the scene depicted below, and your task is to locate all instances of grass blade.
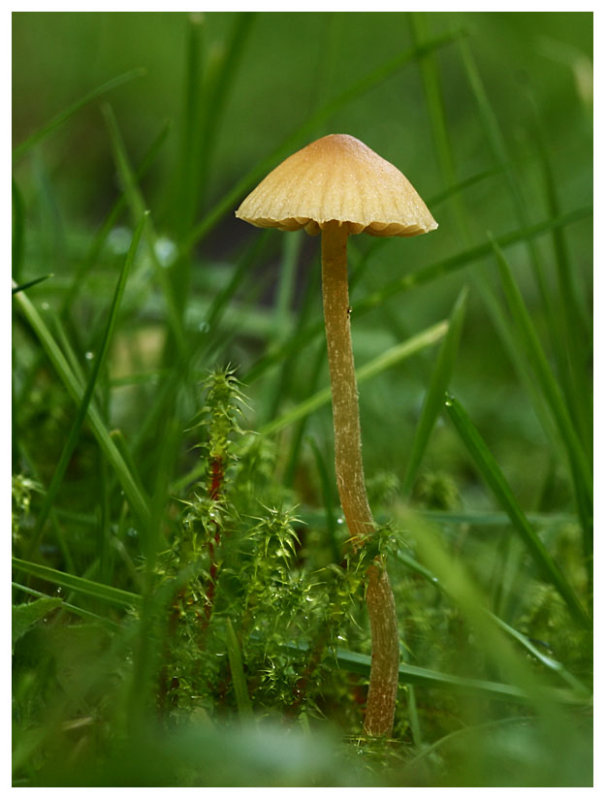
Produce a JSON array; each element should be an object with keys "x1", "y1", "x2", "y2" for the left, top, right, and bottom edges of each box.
[
  {"x1": 403, "y1": 287, "x2": 468, "y2": 495},
  {"x1": 395, "y1": 549, "x2": 590, "y2": 697},
  {"x1": 12, "y1": 274, "x2": 54, "y2": 295},
  {"x1": 13, "y1": 285, "x2": 151, "y2": 525},
  {"x1": 27, "y1": 213, "x2": 147, "y2": 557},
  {"x1": 12, "y1": 557, "x2": 141, "y2": 609},
  {"x1": 196, "y1": 12, "x2": 256, "y2": 214},
  {"x1": 308, "y1": 437, "x2": 341, "y2": 562},
  {"x1": 13, "y1": 583, "x2": 122, "y2": 629},
  {"x1": 242, "y1": 193, "x2": 589, "y2": 389},
  {"x1": 534, "y1": 117, "x2": 592, "y2": 452},
  {"x1": 458, "y1": 39, "x2": 557, "y2": 337},
  {"x1": 283, "y1": 343, "x2": 326, "y2": 486},
  {"x1": 61, "y1": 119, "x2": 171, "y2": 313},
  {"x1": 13, "y1": 68, "x2": 146, "y2": 160},
  {"x1": 283, "y1": 641, "x2": 583, "y2": 706},
  {"x1": 246, "y1": 206, "x2": 590, "y2": 390},
  {"x1": 395, "y1": 509, "x2": 583, "y2": 729},
  {"x1": 357, "y1": 206, "x2": 592, "y2": 316},
  {"x1": 13, "y1": 596, "x2": 63, "y2": 651},
  {"x1": 174, "y1": 13, "x2": 206, "y2": 236},
  {"x1": 491, "y1": 240, "x2": 592, "y2": 538},
  {"x1": 410, "y1": 14, "x2": 460, "y2": 212},
  {"x1": 102, "y1": 103, "x2": 187, "y2": 357},
  {"x1": 259, "y1": 319, "x2": 448, "y2": 436},
  {"x1": 444, "y1": 393, "x2": 589, "y2": 627},
  {"x1": 226, "y1": 617, "x2": 253, "y2": 716}
]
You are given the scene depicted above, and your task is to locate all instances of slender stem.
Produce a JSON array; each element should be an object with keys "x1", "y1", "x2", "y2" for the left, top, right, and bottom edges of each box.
[{"x1": 321, "y1": 221, "x2": 400, "y2": 737}]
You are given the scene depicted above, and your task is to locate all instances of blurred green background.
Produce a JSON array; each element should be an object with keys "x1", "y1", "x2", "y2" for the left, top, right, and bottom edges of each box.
[
  {"x1": 13, "y1": 11, "x2": 592, "y2": 503},
  {"x1": 12, "y1": 11, "x2": 593, "y2": 787}
]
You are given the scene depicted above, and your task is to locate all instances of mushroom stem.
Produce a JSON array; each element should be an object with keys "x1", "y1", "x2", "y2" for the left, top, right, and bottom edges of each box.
[{"x1": 321, "y1": 221, "x2": 400, "y2": 737}]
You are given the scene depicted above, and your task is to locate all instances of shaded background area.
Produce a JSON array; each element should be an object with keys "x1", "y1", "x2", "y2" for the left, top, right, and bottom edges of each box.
[
  {"x1": 13, "y1": 11, "x2": 592, "y2": 518},
  {"x1": 12, "y1": 11, "x2": 593, "y2": 787},
  {"x1": 13, "y1": 11, "x2": 592, "y2": 215}
]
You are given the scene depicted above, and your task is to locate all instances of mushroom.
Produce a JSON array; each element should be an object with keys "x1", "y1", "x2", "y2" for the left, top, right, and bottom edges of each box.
[{"x1": 235, "y1": 133, "x2": 437, "y2": 737}]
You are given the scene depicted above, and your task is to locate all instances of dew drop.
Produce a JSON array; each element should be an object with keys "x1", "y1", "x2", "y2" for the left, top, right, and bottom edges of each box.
[
  {"x1": 155, "y1": 236, "x2": 177, "y2": 268},
  {"x1": 107, "y1": 226, "x2": 132, "y2": 255},
  {"x1": 84, "y1": 351, "x2": 94, "y2": 361}
]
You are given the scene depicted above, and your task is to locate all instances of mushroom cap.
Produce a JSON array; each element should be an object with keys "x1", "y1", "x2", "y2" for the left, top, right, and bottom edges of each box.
[{"x1": 235, "y1": 133, "x2": 438, "y2": 237}]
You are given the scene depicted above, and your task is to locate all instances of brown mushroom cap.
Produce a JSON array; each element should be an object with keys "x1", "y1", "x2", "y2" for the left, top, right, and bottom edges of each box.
[{"x1": 235, "y1": 133, "x2": 438, "y2": 237}]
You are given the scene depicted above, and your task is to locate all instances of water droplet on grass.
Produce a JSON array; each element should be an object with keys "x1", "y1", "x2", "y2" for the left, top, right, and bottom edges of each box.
[
  {"x1": 155, "y1": 236, "x2": 177, "y2": 267},
  {"x1": 107, "y1": 226, "x2": 132, "y2": 255}
]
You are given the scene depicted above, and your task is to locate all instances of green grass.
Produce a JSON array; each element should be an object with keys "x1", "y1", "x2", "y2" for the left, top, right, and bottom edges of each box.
[{"x1": 12, "y1": 10, "x2": 592, "y2": 787}]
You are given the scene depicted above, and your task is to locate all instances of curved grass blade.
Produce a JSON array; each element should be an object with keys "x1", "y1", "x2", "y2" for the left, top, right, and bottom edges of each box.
[
  {"x1": 13, "y1": 68, "x2": 146, "y2": 160},
  {"x1": 284, "y1": 344, "x2": 326, "y2": 486},
  {"x1": 444, "y1": 394, "x2": 590, "y2": 627},
  {"x1": 357, "y1": 205, "x2": 592, "y2": 316},
  {"x1": 408, "y1": 12, "x2": 591, "y2": 499},
  {"x1": 243, "y1": 236, "x2": 377, "y2": 385},
  {"x1": 196, "y1": 12, "x2": 256, "y2": 215},
  {"x1": 409, "y1": 14, "x2": 462, "y2": 221},
  {"x1": 175, "y1": 12, "x2": 207, "y2": 236},
  {"x1": 283, "y1": 640, "x2": 584, "y2": 706},
  {"x1": 261, "y1": 231, "x2": 305, "y2": 422},
  {"x1": 62, "y1": 118, "x2": 172, "y2": 313},
  {"x1": 395, "y1": 509, "x2": 586, "y2": 731},
  {"x1": 13, "y1": 583, "x2": 122, "y2": 629},
  {"x1": 428, "y1": 166, "x2": 502, "y2": 210},
  {"x1": 26, "y1": 213, "x2": 147, "y2": 558},
  {"x1": 394, "y1": 549, "x2": 590, "y2": 698},
  {"x1": 308, "y1": 437, "x2": 341, "y2": 563},
  {"x1": 259, "y1": 319, "x2": 448, "y2": 436},
  {"x1": 13, "y1": 285, "x2": 151, "y2": 525},
  {"x1": 491, "y1": 239, "x2": 592, "y2": 545},
  {"x1": 12, "y1": 557, "x2": 141, "y2": 609},
  {"x1": 403, "y1": 286, "x2": 468, "y2": 495},
  {"x1": 458, "y1": 39, "x2": 558, "y2": 339},
  {"x1": 12, "y1": 273, "x2": 54, "y2": 295},
  {"x1": 244, "y1": 206, "x2": 591, "y2": 389},
  {"x1": 12, "y1": 596, "x2": 63, "y2": 652},
  {"x1": 534, "y1": 119, "x2": 592, "y2": 455},
  {"x1": 102, "y1": 103, "x2": 186, "y2": 357},
  {"x1": 420, "y1": 509, "x2": 576, "y2": 528},
  {"x1": 226, "y1": 617, "x2": 253, "y2": 716}
]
